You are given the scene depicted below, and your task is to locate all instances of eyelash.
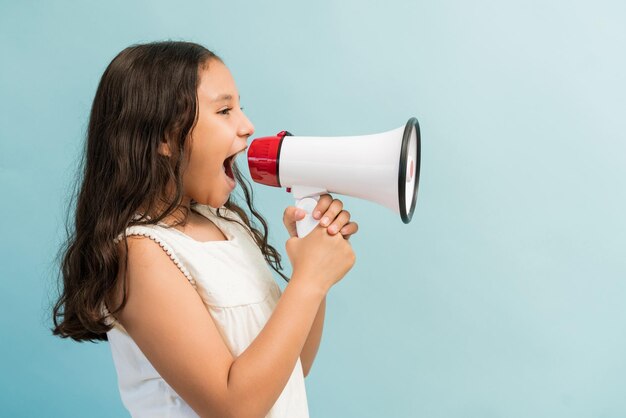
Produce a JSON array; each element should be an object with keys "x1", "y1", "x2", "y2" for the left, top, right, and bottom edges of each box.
[{"x1": 218, "y1": 107, "x2": 244, "y2": 115}]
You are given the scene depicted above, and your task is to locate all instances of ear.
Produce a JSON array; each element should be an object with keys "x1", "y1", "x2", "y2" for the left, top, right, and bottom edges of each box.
[{"x1": 158, "y1": 141, "x2": 172, "y2": 157}]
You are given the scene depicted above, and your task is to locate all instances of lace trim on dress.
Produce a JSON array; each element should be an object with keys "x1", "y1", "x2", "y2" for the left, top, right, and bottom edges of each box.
[
  {"x1": 104, "y1": 227, "x2": 198, "y2": 328},
  {"x1": 113, "y1": 227, "x2": 197, "y2": 288}
]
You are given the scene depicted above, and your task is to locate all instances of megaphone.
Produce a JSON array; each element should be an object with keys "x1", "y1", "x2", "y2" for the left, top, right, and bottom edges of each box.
[{"x1": 247, "y1": 117, "x2": 421, "y2": 237}]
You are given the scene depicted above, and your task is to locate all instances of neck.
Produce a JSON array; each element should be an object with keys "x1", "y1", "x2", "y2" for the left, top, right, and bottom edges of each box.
[{"x1": 137, "y1": 194, "x2": 194, "y2": 227}]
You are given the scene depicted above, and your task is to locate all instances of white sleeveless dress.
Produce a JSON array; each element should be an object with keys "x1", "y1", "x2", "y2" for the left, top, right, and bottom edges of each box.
[{"x1": 102, "y1": 204, "x2": 309, "y2": 418}]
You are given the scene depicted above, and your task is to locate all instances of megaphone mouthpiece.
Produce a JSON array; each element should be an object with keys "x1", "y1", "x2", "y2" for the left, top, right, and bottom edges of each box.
[{"x1": 247, "y1": 130, "x2": 292, "y2": 187}]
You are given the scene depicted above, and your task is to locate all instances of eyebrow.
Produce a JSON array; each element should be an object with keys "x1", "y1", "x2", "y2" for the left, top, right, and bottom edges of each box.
[{"x1": 211, "y1": 94, "x2": 240, "y2": 103}]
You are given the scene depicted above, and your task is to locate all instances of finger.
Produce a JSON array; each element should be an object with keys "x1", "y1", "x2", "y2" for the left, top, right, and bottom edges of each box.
[
  {"x1": 312, "y1": 194, "x2": 333, "y2": 220},
  {"x1": 283, "y1": 206, "x2": 307, "y2": 237},
  {"x1": 340, "y1": 221, "x2": 359, "y2": 240},
  {"x1": 319, "y1": 199, "x2": 344, "y2": 227},
  {"x1": 326, "y1": 210, "x2": 351, "y2": 235},
  {"x1": 282, "y1": 206, "x2": 307, "y2": 224}
]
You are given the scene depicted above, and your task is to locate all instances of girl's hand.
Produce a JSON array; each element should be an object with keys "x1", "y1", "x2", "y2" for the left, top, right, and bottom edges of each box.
[{"x1": 283, "y1": 194, "x2": 359, "y2": 239}]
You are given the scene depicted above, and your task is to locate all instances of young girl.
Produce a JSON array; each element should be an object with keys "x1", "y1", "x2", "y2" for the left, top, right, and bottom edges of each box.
[{"x1": 52, "y1": 41, "x2": 358, "y2": 418}]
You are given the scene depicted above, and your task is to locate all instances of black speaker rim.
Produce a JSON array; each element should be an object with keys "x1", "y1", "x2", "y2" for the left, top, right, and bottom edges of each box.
[{"x1": 398, "y1": 117, "x2": 420, "y2": 224}]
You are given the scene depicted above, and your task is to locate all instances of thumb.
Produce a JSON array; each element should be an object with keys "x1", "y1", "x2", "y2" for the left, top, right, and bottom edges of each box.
[{"x1": 283, "y1": 206, "x2": 307, "y2": 237}]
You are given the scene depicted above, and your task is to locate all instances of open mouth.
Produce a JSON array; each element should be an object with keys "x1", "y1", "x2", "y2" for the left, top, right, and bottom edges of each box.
[
  {"x1": 223, "y1": 147, "x2": 247, "y2": 183},
  {"x1": 223, "y1": 155, "x2": 236, "y2": 180}
]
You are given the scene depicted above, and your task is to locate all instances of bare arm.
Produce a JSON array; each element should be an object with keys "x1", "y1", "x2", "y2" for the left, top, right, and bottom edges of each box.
[
  {"x1": 284, "y1": 194, "x2": 356, "y2": 378},
  {"x1": 225, "y1": 271, "x2": 325, "y2": 414},
  {"x1": 113, "y1": 236, "x2": 330, "y2": 418},
  {"x1": 300, "y1": 296, "x2": 326, "y2": 377}
]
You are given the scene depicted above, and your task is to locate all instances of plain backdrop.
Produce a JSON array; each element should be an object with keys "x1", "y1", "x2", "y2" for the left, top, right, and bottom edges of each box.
[{"x1": 1, "y1": 1, "x2": 625, "y2": 417}]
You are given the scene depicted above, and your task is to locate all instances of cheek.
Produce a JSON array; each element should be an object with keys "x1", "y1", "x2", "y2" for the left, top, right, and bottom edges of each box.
[
  {"x1": 186, "y1": 141, "x2": 218, "y2": 173},
  {"x1": 182, "y1": 149, "x2": 223, "y2": 193}
]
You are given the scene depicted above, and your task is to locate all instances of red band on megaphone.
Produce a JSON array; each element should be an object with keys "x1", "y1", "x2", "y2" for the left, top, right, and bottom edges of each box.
[{"x1": 247, "y1": 131, "x2": 291, "y2": 187}]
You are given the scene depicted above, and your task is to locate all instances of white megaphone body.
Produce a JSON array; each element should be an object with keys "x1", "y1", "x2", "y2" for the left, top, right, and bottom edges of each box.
[{"x1": 247, "y1": 117, "x2": 421, "y2": 237}]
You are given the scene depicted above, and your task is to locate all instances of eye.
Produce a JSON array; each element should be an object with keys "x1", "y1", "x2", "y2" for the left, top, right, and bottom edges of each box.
[{"x1": 218, "y1": 107, "x2": 232, "y2": 115}]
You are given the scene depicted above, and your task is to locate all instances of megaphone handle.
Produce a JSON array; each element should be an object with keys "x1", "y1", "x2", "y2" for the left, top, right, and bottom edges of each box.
[{"x1": 295, "y1": 195, "x2": 321, "y2": 237}]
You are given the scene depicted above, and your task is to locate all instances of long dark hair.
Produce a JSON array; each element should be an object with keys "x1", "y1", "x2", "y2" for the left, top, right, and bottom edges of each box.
[{"x1": 51, "y1": 41, "x2": 287, "y2": 343}]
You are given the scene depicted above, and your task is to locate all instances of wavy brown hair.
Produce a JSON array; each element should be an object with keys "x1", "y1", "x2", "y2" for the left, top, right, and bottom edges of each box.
[{"x1": 51, "y1": 41, "x2": 287, "y2": 343}]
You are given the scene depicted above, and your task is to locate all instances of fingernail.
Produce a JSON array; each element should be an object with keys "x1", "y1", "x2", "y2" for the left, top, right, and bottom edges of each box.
[
  {"x1": 328, "y1": 225, "x2": 337, "y2": 234},
  {"x1": 295, "y1": 209, "x2": 304, "y2": 217},
  {"x1": 321, "y1": 216, "x2": 329, "y2": 226},
  {"x1": 313, "y1": 210, "x2": 321, "y2": 219}
]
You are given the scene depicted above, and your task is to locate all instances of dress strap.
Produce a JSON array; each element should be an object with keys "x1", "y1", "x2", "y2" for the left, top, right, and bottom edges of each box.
[
  {"x1": 113, "y1": 225, "x2": 197, "y2": 288},
  {"x1": 106, "y1": 225, "x2": 199, "y2": 329}
]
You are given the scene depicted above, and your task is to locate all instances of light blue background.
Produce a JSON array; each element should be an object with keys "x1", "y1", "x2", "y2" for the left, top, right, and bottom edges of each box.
[{"x1": 1, "y1": 1, "x2": 625, "y2": 417}]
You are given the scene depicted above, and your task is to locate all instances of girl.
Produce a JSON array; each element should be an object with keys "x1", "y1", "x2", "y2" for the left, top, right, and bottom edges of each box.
[{"x1": 52, "y1": 41, "x2": 358, "y2": 418}]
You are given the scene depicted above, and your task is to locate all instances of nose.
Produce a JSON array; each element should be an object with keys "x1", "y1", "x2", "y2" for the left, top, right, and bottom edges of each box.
[{"x1": 238, "y1": 112, "x2": 255, "y2": 139}]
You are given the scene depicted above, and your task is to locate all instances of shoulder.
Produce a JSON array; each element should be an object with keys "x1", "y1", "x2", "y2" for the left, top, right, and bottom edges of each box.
[
  {"x1": 106, "y1": 233, "x2": 202, "y2": 338},
  {"x1": 125, "y1": 234, "x2": 178, "y2": 272},
  {"x1": 123, "y1": 230, "x2": 194, "y2": 284},
  {"x1": 122, "y1": 224, "x2": 194, "y2": 274},
  {"x1": 107, "y1": 232, "x2": 196, "y2": 318}
]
